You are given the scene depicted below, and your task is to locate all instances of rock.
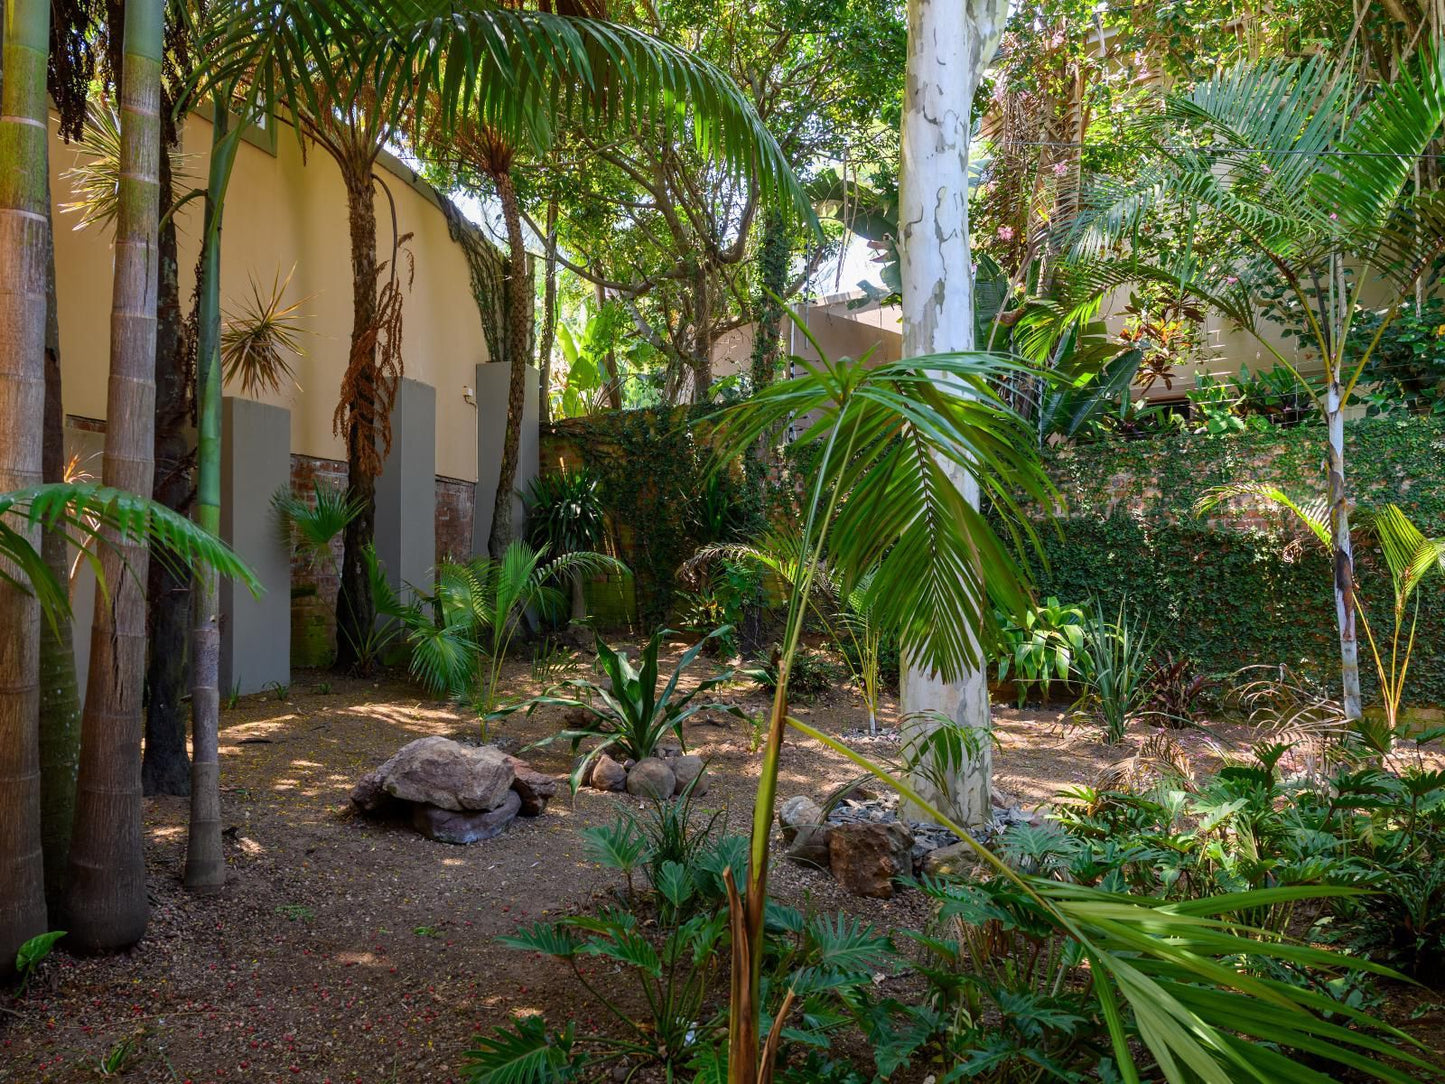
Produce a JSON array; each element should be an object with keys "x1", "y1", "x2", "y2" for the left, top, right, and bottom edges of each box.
[
  {"x1": 785, "y1": 823, "x2": 833, "y2": 868},
  {"x1": 355, "y1": 736, "x2": 514, "y2": 813},
  {"x1": 590, "y1": 754, "x2": 627, "y2": 792},
  {"x1": 626, "y1": 757, "x2": 676, "y2": 800},
  {"x1": 828, "y1": 821, "x2": 914, "y2": 899},
  {"x1": 778, "y1": 795, "x2": 825, "y2": 843},
  {"x1": 920, "y1": 840, "x2": 984, "y2": 880},
  {"x1": 658, "y1": 744, "x2": 683, "y2": 759},
  {"x1": 411, "y1": 790, "x2": 521, "y2": 844},
  {"x1": 350, "y1": 769, "x2": 393, "y2": 814},
  {"x1": 503, "y1": 756, "x2": 558, "y2": 817},
  {"x1": 671, "y1": 755, "x2": 707, "y2": 797}
]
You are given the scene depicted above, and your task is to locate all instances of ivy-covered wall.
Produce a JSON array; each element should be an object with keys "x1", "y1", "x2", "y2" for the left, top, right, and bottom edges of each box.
[
  {"x1": 541, "y1": 407, "x2": 762, "y2": 628},
  {"x1": 1038, "y1": 418, "x2": 1445, "y2": 703}
]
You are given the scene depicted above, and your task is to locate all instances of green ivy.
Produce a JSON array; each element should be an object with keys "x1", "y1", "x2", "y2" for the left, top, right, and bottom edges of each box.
[
  {"x1": 541, "y1": 406, "x2": 765, "y2": 627},
  {"x1": 1037, "y1": 417, "x2": 1445, "y2": 704}
]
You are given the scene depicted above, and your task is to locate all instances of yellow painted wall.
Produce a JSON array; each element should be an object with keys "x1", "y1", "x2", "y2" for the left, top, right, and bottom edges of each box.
[{"x1": 49, "y1": 111, "x2": 488, "y2": 481}]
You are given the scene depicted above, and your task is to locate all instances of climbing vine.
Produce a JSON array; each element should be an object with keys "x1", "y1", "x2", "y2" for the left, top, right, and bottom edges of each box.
[{"x1": 1037, "y1": 418, "x2": 1445, "y2": 703}]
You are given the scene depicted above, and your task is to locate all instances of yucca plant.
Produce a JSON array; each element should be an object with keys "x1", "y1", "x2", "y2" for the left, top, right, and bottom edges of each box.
[
  {"x1": 221, "y1": 266, "x2": 312, "y2": 396},
  {"x1": 497, "y1": 626, "x2": 743, "y2": 788},
  {"x1": 706, "y1": 324, "x2": 1436, "y2": 1083},
  {"x1": 1071, "y1": 602, "x2": 1154, "y2": 744}
]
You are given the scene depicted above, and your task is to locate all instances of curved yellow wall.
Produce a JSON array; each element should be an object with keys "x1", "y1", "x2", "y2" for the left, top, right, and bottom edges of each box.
[{"x1": 49, "y1": 111, "x2": 489, "y2": 481}]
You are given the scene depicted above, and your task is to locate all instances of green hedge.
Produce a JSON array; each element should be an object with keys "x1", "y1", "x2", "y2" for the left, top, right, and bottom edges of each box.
[{"x1": 1037, "y1": 418, "x2": 1445, "y2": 704}]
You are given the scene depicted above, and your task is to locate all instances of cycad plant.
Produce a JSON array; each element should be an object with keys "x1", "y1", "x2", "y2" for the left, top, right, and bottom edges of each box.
[
  {"x1": 379, "y1": 541, "x2": 622, "y2": 734},
  {"x1": 1197, "y1": 484, "x2": 1445, "y2": 752},
  {"x1": 1065, "y1": 50, "x2": 1445, "y2": 720},
  {"x1": 706, "y1": 328, "x2": 1436, "y2": 1082}
]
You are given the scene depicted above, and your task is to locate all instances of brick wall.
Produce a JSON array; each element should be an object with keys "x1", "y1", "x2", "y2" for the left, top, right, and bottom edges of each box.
[
  {"x1": 436, "y1": 476, "x2": 475, "y2": 564},
  {"x1": 288, "y1": 454, "x2": 349, "y2": 609}
]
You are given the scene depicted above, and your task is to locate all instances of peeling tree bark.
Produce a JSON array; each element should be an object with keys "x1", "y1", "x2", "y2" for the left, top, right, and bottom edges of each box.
[
  {"x1": 897, "y1": 0, "x2": 1008, "y2": 827},
  {"x1": 1326, "y1": 383, "x2": 1362, "y2": 720}
]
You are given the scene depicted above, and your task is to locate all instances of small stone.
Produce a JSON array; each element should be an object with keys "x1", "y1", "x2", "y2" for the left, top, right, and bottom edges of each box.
[
  {"x1": 671, "y1": 755, "x2": 707, "y2": 796},
  {"x1": 625, "y1": 757, "x2": 676, "y2": 800},
  {"x1": 411, "y1": 790, "x2": 521, "y2": 844},
  {"x1": 829, "y1": 821, "x2": 914, "y2": 899},
  {"x1": 623, "y1": 759, "x2": 637, "y2": 771},
  {"x1": 591, "y1": 754, "x2": 627, "y2": 792},
  {"x1": 778, "y1": 796, "x2": 824, "y2": 843},
  {"x1": 784, "y1": 823, "x2": 833, "y2": 868},
  {"x1": 920, "y1": 840, "x2": 984, "y2": 880},
  {"x1": 503, "y1": 756, "x2": 558, "y2": 817}
]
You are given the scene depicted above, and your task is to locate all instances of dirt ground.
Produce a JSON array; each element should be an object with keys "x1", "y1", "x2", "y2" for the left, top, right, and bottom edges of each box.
[{"x1": 2, "y1": 642, "x2": 1441, "y2": 1083}]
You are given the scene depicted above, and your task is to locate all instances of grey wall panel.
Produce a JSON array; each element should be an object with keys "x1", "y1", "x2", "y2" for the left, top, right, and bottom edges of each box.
[
  {"x1": 375, "y1": 377, "x2": 437, "y2": 594},
  {"x1": 220, "y1": 397, "x2": 291, "y2": 693}
]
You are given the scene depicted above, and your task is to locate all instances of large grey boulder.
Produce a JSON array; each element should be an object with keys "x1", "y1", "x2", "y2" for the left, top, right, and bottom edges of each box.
[
  {"x1": 785, "y1": 823, "x2": 834, "y2": 869},
  {"x1": 412, "y1": 790, "x2": 522, "y2": 844},
  {"x1": 352, "y1": 736, "x2": 515, "y2": 813},
  {"x1": 671, "y1": 755, "x2": 707, "y2": 797},
  {"x1": 590, "y1": 753, "x2": 628, "y2": 792}
]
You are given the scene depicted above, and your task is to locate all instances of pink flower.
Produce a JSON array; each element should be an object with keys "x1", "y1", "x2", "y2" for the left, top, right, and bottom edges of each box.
[
  {"x1": 1053, "y1": 161, "x2": 1069, "y2": 176},
  {"x1": 1330, "y1": 212, "x2": 1338, "y2": 220},
  {"x1": 997, "y1": 225, "x2": 1015, "y2": 241}
]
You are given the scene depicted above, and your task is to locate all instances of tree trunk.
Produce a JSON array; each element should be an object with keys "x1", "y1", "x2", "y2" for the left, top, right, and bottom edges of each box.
[
  {"x1": 185, "y1": 99, "x2": 240, "y2": 894},
  {"x1": 143, "y1": 137, "x2": 192, "y2": 798},
  {"x1": 1327, "y1": 386, "x2": 1362, "y2": 720},
  {"x1": 40, "y1": 171, "x2": 81, "y2": 919},
  {"x1": 0, "y1": 0, "x2": 55, "y2": 973},
  {"x1": 598, "y1": 281, "x2": 622, "y2": 410},
  {"x1": 749, "y1": 210, "x2": 787, "y2": 391},
  {"x1": 690, "y1": 267, "x2": 713, "y2": 404},
  {"x1": 896, "y1": 0, "x2": 1007, "y2": 828},
  {"x1": 487, "y1": 167, "x2": 531, "y2": 559},
  {"x1": 64, "y1": 0, "x2": 163, "y2": 951},
  {"x1": 334, "y1": 169, "x2": 381, "y2": 670},
  {"x1": 538, "y1": 196, "x2": 559, "y2": 426}
]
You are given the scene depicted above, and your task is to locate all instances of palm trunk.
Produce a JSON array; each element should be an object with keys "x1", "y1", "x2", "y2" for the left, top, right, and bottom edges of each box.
[
  {"x1": 184, "y1": 100, "x2": 240, "y2": 894},
  {"x1": 143, "y1": 138, "x2": 192, "y2": 798},
  {"x1": 40, "y1": 171, "x2": 81, "y2": 918},
  {"x1": 487, "y1": 167, "x2": 531, "y2": 559},
  {"x1": 335, "y1": 169, "x2": 381, "y2": 670},
  {"x1": 1326, "y1": 384, "x2": 1362, "y2": 719},
  {"x1": 0, "y1": 0, "x2": 55, "y2": 973},
  {"x1": 896, "y1": 0, "x2": 1007, "y2": 828},
  {"x1": 538, "y1": 196, "x2": 559, "y2": 427},
  {"x1": 64, "y1": 0, "x2": 163, "y2": 951},
  {"x1": 597, "y1": 281, "x2": 623, "y2": 410}
]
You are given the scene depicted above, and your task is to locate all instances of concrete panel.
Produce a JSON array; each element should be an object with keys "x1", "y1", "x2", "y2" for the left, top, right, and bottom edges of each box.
[
  {"x1": 473, "y1": 363, "x2": 539, "y2": 555},
  {"x1": 375, "y1": 378, "x2": 437, "y2": 593},
  {"x1": 220, "y1": 397, "x2": 291, "y2": 694}
]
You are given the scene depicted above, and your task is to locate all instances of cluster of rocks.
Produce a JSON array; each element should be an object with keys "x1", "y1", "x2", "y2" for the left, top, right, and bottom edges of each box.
[
  {"x1": 777, "y1": 791, "x2": 1046, "y2": 899},
  {"x1": 351, "y1": 735, "x2": 557, "y2": 844},
  {"x1": 581, "y1": 746, "x2": 708, "y2": 800}
]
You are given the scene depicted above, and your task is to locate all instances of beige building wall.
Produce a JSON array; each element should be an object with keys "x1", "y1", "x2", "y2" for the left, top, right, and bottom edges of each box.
[{"x1": 49, "y1": 110, "x2": 489, "y2": 482}]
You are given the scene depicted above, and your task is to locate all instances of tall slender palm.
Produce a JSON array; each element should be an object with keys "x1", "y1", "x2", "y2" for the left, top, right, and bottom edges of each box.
[
  {"x1": 1066, "y1": 52, "x2": 1445, "y2": 719},
  {"x1": 64, "y1": 0, "x2": 166, "y2": 950},
  {"x1": 0, "y1": 0, "x2": 55, "y2": 974}
]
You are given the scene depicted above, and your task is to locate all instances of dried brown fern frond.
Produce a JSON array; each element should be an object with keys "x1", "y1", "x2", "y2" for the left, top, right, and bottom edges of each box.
[
  {"x1": 221, "y1": 266, "x2": 313, "y2": 397},
  {"x1": 1097, "y1": 732, "x2": 1196, "y2": 794}
]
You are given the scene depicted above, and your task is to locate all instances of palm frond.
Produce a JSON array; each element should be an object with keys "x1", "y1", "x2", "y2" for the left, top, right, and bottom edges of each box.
[{"x1": 1194, "y1": 483, "x2": 1330, "y2": 550}]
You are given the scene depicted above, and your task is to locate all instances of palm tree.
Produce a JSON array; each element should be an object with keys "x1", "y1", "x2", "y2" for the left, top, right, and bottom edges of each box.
[
  {"x1": 1066, "y1": 52, "x2": 1445, "y2": 719},
  {"x1": 205, "y1": 0, "x2": 810, "y2": 666},
  {"x1": 63, "y1": 0, "x2": 166, "y2": 951},
  {"x1": 0, "y1": 0, "x2": 55, "y2": 975}
]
